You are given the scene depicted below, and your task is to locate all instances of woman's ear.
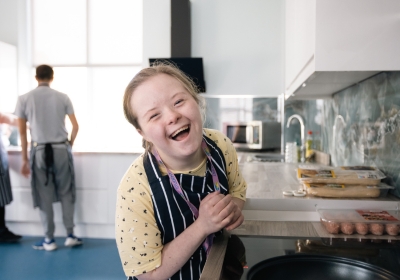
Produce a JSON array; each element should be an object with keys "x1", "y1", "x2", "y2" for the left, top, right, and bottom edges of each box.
[{"x1": 136, "y1": 129, "x2": 144, "y2": 138}]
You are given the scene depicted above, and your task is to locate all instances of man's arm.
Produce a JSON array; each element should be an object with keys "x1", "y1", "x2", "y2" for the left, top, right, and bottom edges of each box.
[
  {"x1": 18, "y1": 118, "x2": 30, "y2": 177},
  {"x1": 67, "y1": 114, "x2": 79, "y2": 146}
]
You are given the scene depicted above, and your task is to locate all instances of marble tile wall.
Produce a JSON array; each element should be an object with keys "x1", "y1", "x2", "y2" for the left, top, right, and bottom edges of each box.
[
  {"x1": 285, "y1": 71, "x2": 400, "y2": 198},
  {"x1": 203, "y1": 97, "x2": 279, "y2": 132}
]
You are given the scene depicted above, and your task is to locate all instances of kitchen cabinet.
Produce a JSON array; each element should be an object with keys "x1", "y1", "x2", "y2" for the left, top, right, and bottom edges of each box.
[
  {"x1": 0, "y1": 41, "x2": 17, "y2": 112},
  {"x1": 7, "y1": 150, "x2": 138, "y2": 238},
  {"x1": 285, "y1": 0, "x2": 400, "y2": 100}
]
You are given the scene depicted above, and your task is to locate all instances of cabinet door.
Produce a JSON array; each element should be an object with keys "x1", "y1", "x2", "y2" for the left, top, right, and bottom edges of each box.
[
  {"x1": 285, "y1": 0, "x2": 315, "y2": 91},
  {"x1": 315, "y1": 0, "x2": 400, "y2": 71},
  {"x1": 0, "y1": 41, "x2": 18, "y2": 112}
]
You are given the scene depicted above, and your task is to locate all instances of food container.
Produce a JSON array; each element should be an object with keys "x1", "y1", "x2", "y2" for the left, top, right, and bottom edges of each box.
[
  {"x1": 318, "y1": 208, "x2": 400, "y2": 236},
  {"x1": 297, "y1": 166, "x2": 385, "y2": 185},
  {"x1": 303, "y1": 183, "x2": 394, "y2": 198}
]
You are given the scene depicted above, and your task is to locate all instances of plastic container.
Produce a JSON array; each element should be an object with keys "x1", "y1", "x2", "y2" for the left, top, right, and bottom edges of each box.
[
  {"x1": 297, "y1": 166, "x2": 386, "y2": 185},
  {"x1": 318, "y1": 208, "x2": 400, "y2": 236},
  {"x1": 303, "y1": 182, "x2": 394, "y2": 198},
  {"x1": 285, "y1": 142, "x2": 298, "y2": 163}
]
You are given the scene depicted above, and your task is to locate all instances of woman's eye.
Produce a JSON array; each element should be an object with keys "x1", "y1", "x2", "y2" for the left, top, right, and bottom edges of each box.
[
  {"x1": 175, "y1": 99, "x2": 183, "y2": 105},
  {"x1": 150, "y1": 113, "x2": 158, "y2": 120}
]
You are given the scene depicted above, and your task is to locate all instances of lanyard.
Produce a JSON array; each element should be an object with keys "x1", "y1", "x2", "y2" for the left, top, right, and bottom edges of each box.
[{"x1": 152, "y1": 139, "x2": 221, "y2": 255}]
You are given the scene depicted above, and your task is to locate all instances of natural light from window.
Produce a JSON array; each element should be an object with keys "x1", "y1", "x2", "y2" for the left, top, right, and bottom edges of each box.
[{"x1": 31, "y1": 0, "x2": 144, "y2": 152}]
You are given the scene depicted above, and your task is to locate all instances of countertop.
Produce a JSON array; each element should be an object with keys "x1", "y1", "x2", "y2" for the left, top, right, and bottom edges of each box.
[
  {"x1": 7, "y1": 146, "x2": 142, "y2": 154},
  {"x1": 237, "y1": 156, "x2": 400, "y2": 220},
  {"x1": 201, "y1": 221, "x2": 400, "y2": 279},
  {"x1": 202, "y1": 154, "x2": 400, "y2": 279}
]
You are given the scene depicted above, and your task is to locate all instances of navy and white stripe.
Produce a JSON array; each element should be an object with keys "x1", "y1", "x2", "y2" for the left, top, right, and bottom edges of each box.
[
  {"x1": 141, "y1": 135, "x2": 229, "y2": 280},
  {"x1": 0, "y1": 137, "x2": 13, "y2": 207}
]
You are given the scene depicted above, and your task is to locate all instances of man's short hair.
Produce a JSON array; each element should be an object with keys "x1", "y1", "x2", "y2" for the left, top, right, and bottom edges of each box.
[{"x1": 36, "y1": 65, "x2": 54, "y2": 80}]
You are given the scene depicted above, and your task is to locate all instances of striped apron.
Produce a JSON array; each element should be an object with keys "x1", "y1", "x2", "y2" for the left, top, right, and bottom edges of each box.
[
  {"x1": 140, "y1": 135, "x2": 229, "y2": 280},
  {"x1": 0, "y1": 131, "x2": 13, "y2": 207}
]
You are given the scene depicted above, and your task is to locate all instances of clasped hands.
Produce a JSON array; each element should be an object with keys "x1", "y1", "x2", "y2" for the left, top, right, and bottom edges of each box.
[{"x1": 197, "y1": 191, "x2": 244, "y2": 235}]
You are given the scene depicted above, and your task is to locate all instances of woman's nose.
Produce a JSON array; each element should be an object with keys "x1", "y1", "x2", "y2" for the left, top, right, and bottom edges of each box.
[{"x1": 166, "y1": 108, "x2": 181, "y2": 124}]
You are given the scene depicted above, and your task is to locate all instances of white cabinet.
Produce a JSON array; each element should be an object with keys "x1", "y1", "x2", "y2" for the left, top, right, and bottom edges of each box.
[
  {"x1": 192, "y1": 0, "x2": 285, "y2": 96},
  {"x1": 285, "y1": 0, "x2": 400, "y2": 99},
  {"x1": 0, "y1": 41, "x2": 18, "y2": 112},
  {"x1": 7, "y1": 151, "x2": 138, "y2": 238}
]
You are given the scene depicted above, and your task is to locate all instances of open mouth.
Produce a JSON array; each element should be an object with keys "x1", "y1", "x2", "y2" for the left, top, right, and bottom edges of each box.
[{"x1": 171, "y1": 125, "x2": 190, "y2": 141}]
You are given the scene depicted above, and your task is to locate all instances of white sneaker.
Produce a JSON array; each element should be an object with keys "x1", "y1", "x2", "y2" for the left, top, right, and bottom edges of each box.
[
  {"x1": 64, "y1": 234, "x2": 83, "y2": 247},
  {"x1": 33, "y1": 238, "x2": 58, "y2": 251}
]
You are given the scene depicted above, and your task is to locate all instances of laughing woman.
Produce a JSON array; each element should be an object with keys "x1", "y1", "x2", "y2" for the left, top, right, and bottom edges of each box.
[{"x1": 115, "y1": 63, "x2": 247, "y2": 280}]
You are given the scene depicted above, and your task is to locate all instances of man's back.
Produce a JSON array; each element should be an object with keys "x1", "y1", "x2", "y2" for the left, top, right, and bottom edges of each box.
[{"x1": 15, "y1": 85, "x2": 74, "y2": 143}]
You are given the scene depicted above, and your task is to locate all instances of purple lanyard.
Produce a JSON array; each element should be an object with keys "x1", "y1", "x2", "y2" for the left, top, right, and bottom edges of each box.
[{"x1": 152, "y1": 139, "x2": 221, "y2": 255}]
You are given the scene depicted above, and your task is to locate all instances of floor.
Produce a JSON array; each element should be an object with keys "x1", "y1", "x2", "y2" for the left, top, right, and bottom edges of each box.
[{"x1": 0, "y1": 236, "x2": 126, "y2": 280}]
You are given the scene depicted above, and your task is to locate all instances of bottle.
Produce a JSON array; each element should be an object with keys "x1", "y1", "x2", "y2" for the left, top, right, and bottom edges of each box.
[
  {"x1": 313, "y1": 131, "x2": 321, "y2": 151},
  {"x1": 305, "y1": 130, "x2": 313, "y2": 158}
]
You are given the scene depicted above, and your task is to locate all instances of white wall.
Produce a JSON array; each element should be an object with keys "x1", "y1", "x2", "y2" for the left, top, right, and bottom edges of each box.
[
  {"x1": 6, "y1": 152, "x2": 139, "y2": 239},
  {"x1": 0, "y1": 0, "x2": 34, "y2": 96},
  {"x1": 191, "y1": 0, "x2": 285, "y2": 96},
  {"x1": 142, "y1": 0, "x2": 171, "y2": 67},
  {"x1": 0, "y1": 0, "x2": 18, "y2": 45}
]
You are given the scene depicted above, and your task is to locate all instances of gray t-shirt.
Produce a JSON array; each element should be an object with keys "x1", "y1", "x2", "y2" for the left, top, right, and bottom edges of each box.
[{"x1": 14, "y1": 85, "x2": 74, "y2": 143}]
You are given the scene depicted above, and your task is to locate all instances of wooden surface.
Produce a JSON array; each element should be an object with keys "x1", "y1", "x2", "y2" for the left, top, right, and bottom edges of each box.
[
  {"x1": 230, "y1": 220, "x2": 400, "y2": 240},
  {"x1": 200, "y1": 229, "x2": 230, "y2": 280},
  {"x1": 231, "y1": 220, "x2": 320, "y2": 237}
]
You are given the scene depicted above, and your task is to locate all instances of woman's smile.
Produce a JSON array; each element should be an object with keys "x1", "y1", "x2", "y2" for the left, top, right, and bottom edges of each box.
[
  {"x1": 170, "y1": 125, "x2": 190, "y2": 140},
  {"x1": 131, "y1": 73, "x2": 204, "y2": 170}
]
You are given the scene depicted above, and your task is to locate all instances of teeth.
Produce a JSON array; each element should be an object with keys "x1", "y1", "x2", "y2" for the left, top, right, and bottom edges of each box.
[{"x1": 171, "y1": 126, "x2": 189, "y2": 138}]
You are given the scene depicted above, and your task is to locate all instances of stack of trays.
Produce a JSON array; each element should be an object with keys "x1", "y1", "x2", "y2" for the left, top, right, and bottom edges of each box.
[
  {"x1": 297, "y1": 166, "x2": 390, "y2": 198},
  {"x1": 318, "y1": 208, "x2": 400, "y2": 236}
]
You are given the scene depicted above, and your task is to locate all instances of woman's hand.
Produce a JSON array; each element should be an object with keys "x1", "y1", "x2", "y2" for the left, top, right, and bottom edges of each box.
[
  {"x1": 224, "y1": 197, "x2": 244, "y2": 231},
  {"x1": 196, "y1": 192, "x2": 237, "y2": 235}
]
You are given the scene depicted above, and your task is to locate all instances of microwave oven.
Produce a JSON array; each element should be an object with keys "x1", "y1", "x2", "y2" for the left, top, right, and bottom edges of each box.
[{"x1": 222, "y1": 121, "x2": 281, "y2": 150}]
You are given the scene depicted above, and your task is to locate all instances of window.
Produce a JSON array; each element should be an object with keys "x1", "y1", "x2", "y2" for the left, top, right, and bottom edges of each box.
[{"x1": 31, "y1": 0, "x2": 143, "y2": 152}]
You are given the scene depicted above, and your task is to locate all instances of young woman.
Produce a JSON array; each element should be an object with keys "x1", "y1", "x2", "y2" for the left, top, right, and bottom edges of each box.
[{"x1": 116, "y1": 63, "x2": 247, "y2": 280}]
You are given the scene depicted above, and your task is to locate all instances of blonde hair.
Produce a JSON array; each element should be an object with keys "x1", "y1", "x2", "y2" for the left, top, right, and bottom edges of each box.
[{"x1": 123, "y1": 62, "x2": 206, "y2": 151}]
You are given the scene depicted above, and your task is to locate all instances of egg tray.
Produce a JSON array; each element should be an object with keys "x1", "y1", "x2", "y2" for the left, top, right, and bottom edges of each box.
[{"x1": 318, "y1": 209, "x2": 400, "y2": 236}]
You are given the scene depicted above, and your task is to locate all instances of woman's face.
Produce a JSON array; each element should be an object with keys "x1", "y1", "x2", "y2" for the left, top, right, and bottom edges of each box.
[{"x1": 131, "y1": 73, "x2": 204, "y2": 169}]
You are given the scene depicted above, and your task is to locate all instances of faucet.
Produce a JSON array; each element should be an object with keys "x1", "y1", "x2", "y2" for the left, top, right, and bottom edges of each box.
[
  {"x1": 286, "y1": 114, "x2": 305, "y2": 162},
  {"x1": 332, "y1": 114, "x2": 346, "y2": 164}
]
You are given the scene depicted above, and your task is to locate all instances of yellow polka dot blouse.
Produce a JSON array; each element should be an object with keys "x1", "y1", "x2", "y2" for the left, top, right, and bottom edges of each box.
[{"x1": 115, "y1": 128, "x2": 247, "y2": 277}]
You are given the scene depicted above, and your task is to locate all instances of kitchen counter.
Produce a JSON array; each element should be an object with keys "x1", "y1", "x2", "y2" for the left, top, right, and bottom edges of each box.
[
  {"x1": 7, "y1": 146, "x2": 142, "y2": 154},
  {"x1": 201, "y1": 221, "x2": 400, "y2": 279},
  {"x1": 238, "y1": 159, "x2": 400, "y2": 221},
  {"x1": 201, "y1": 155, "x2": 400, "y2": 279}
]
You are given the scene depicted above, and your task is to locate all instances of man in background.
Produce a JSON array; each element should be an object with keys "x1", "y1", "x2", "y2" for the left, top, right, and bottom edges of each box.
[{"x1": 15, "y1": 64, "x2": 81, "y2": 251}]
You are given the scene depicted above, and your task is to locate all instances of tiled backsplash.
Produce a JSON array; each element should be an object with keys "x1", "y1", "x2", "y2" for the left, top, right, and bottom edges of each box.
[
  {"x1": 203, "y1": 96, "x2": 279, "y2": 132},
  {"x1": 286, "y1": 71, "x2": 400, "y2": 198}
]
